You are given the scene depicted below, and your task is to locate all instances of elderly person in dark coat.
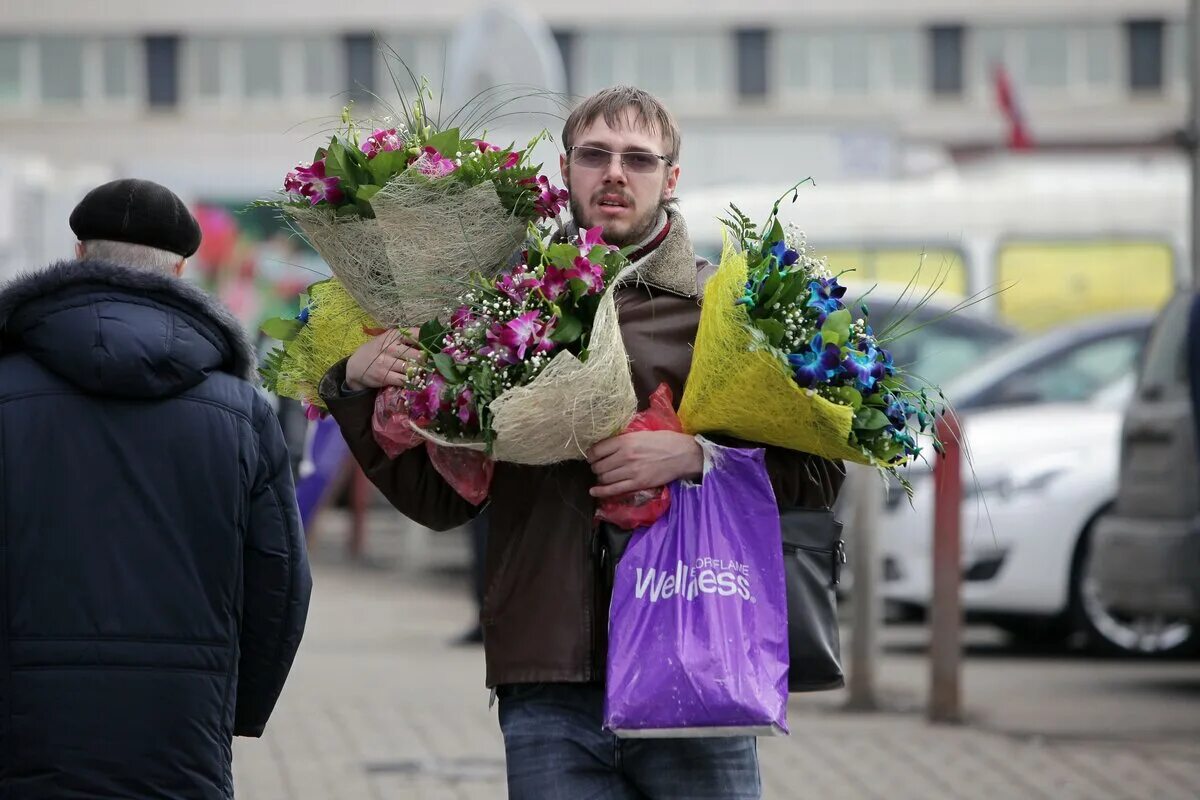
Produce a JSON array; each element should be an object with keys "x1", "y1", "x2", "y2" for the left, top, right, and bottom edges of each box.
[{"x1": 0, "y1": 179, "x2": 311, "y2": 800}]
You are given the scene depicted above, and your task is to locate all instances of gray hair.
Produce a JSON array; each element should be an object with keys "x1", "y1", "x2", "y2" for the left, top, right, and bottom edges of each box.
[{"x1": 80, "y1": 239, "x2": 184, "y2": 274}]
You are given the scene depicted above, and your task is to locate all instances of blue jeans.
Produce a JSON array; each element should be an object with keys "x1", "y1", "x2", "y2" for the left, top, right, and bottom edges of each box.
[{"x1": 497, "y1": 682, "x2": 761, "y2": 800}]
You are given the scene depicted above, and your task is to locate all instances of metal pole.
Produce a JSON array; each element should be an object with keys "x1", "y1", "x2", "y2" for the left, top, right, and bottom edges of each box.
[
  {"x1": 929, "y1": 414, "x2": 963, "y2": 724},
  {"x1": 846, "y1": 464, "x2": 882, "y2": 711},
  {"x1": 1190, "y1": 0, "x2": 1200, "y2": 288}
]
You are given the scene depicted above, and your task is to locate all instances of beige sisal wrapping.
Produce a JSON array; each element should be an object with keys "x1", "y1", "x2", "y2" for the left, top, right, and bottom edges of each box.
[
  {"x1": 412, "y1": 284, "x2": 637, "y2": 465},
  {"x1": 288, "y1": 173, "x2": 527, "y2": 327}
]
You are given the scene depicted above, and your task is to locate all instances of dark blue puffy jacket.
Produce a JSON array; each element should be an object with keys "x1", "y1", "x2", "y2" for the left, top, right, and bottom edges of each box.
[{"x1": 0, "y1": 260, "x2": 312, "y2": 799}]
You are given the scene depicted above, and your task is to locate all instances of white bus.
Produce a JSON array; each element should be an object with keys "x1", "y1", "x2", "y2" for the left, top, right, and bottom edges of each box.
[{"x1": 676, "y1": 153, "x2": 1188, "y2": 332}]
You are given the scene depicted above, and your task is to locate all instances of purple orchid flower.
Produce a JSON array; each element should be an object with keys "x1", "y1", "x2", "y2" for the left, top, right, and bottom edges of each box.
[
  {"x1": 787, "y1": 334, "x2": 843, "y2": 389},
  {"x1": 578, "y1": 226, "x2": 609, "y2": 251},
  {"x1": 533, "y1": 175, "x2": 569, "y2": 218},
  {"x1": 450, "y1": 306, "x2": 477, "y2": 329},
  {"x1": 496, "y1": 268, "x2": 541, "y2": 303},
  {"x1": 883, "y1": 395, "x2": 916, "y2": 429},
  {"x1": 841, "y1": 344, "x2": 887, "y2": 392},
  {"x1": 455, "y1": 385, "x2": 477, "y2": 427},
  {"x1": 769, "y1": 240, "x2": 800, "y2": 268},
  {"x1": 476, "y1": 140, "x2": 522, "y2": 170},
  {"x1": 541, "y1": 263, "x2": 570, "y2": 301},
  {"x1": 404, "y1": 374, "x2": 447, "y2": 424},
  {"x1": 290, "y1": 160, "x2": 344, "y2": 206},
  {"x1": 413, "y1": 146, "x2": 458, "y2": 178},
  {"x1": 568, "y1": 255, "x2": 605, "y2": 295},
  {"x1": 361, "y1": 128, "x2": 403, "y2": 159},
  {"x1": 806, "y1": 277, "x2": 847, "y2": 325},
  {"x1": 284, "y1": 168, "x2": 305, "y2": 194}
]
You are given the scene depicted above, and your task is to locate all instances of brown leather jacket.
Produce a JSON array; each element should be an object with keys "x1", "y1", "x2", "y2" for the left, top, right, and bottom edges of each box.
[{"x1": 319, "y1": 210, "x2": 844, "y2": 687}]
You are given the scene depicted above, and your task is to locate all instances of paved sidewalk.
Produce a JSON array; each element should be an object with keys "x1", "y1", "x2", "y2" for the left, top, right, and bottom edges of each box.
[{"x1": 233, "y1": 512, "x2": 1200, "y2": 800}]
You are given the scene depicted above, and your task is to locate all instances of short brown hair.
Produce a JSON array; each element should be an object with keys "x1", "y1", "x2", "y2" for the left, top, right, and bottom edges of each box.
[{"x1": 562, "y1": 85, "x2": 682, "y2": 162}]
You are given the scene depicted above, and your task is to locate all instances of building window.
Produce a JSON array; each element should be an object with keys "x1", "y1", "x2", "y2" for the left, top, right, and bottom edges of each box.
[
  {"x1": 0, "y1": 36, "x2": 142, "y2": 109},
  {"x1": 0, "y1": 37, "x2": 23, "y2": 104},
  {"x1": 1082, "y1": 25, "x2": 1119, "y2": 89},
  {"x1": 1023, "y1": 26, "x2": 1068, "y2": 88},
  {"x1": 183, "y1": 35, "x2": 347, "y2": 108},
  {"x1": 553, "y1": 30, "x2": 574, "y2": 95},
  {"x1": 39, "y1": 36, "x2": 85, "y2": 102},
  {"x1": 930, "y1": 25, "x2": 964, "y2": 96},
  {"x1": 736, "y1": 29, "x2": 769, "y2": 100},
  {"x1": 242, "y1": 37, "x2": 284, "y2": 99},
  {"x1": 777, "y1": 28, "x2": 923, "y2": 101},
  {"x1": 887, "y1": 30, "x2": 922, "y2": 91},
  {"x1": 830, "y1": 31, "x2": 870, "y2": 94},
  {"x1": 576, "y1": 32, "x2": 732, "y2": 107},
  {"x1": 145, "y1": 36, "x2": 179, "y2": 108},
  {"x1": 193, "y1": 37, "x2": 223, "y2": 99},
  {"x1": 1127, "y1": 20, "x2": 1165, "y2": 92}
]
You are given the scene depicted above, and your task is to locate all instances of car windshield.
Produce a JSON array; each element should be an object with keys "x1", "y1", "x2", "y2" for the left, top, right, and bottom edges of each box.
[
  {"x1": 944, "y1": 319, "x2": 1148, "y2": 410},
  {"x1": 851, "y1": 294, "x2": 1014, "y2": 388}
]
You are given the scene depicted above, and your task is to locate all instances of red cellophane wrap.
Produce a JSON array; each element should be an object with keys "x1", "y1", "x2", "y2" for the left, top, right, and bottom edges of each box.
[
  {"x1": 372, "y1": 386, "x2": 493, "y2": 506},
  {"x1": 595, "y1": 383, "x2": 684, "y2": 530}
]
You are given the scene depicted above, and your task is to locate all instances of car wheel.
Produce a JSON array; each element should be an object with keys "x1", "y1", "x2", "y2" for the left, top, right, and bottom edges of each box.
[{"x1": 1070, "y1": 522, "x2": 1197, "y2": 656}]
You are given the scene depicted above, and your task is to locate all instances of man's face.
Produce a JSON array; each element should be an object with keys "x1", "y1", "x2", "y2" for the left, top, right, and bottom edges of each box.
[{"x1": 560, "y1": 110, "x2": 681, "y2": 248}]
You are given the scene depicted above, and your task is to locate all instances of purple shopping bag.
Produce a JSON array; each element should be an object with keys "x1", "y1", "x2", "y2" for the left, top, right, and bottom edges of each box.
[{"x1": 603, "y1": 441, "x2": 789, "y2": 738}]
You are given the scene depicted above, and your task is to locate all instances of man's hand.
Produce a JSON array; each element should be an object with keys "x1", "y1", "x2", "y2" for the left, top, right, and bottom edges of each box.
[
  {"x1": 587, "y1": 431, "x2": 703, "y2": 499},
  {"x1": 345, "y1": 328, "x2": 421, "y2": 391}
]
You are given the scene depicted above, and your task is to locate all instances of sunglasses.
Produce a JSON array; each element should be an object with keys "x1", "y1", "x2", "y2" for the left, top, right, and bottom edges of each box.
[{"x1": 567, "y1": 145, "x2": 673, "y2": 174}]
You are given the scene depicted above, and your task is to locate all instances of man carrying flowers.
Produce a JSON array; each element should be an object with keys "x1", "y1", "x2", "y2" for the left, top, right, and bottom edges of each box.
[{"x1": 319, "y1": 87, "x2": 843, "y2": 800}]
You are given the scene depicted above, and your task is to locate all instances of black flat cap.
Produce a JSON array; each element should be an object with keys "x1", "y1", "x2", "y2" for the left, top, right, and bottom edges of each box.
[{"x1": 69, "y1": 178, "x2": 202, "y2": 258}]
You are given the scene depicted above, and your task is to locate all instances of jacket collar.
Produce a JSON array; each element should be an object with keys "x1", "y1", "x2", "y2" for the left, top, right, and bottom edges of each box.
[
  {"x1": 0, "y1": 258, "x2": 257, "y2": 381},
  {"x1": 618, "y1": 205, "x2": 700, "y2": 298}
]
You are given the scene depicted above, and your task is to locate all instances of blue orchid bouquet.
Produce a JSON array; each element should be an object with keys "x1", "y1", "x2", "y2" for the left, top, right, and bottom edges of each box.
[{"x1": 680, "y1": 182, "x2": 948, "y2": 478}]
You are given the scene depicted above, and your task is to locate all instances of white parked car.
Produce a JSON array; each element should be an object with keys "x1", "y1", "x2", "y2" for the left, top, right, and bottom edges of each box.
[{"x1": 880, "y1": 380, "x2": 1195, "y2": 655}]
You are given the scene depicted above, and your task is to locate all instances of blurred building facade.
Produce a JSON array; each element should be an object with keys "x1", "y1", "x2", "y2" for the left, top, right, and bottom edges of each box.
[{"x1": 0, "y1": 0, "x2": 1191, "y2": 316}]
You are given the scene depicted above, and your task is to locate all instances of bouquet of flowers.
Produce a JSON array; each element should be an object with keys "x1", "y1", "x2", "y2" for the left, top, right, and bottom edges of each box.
[
  {"x1": 679, "y1": 183, "x2": 946, "y2": 480},
  {"x1": 257, "y1": 68, "x2": 572, "y2": 413},
  {"x1": 260, "y1": 86, "x2": 568, "y2": 328},
  {"x1": 371, "y1": 225, "x2": 638, "y2": 501},
  {"x1": 259, "y1": 279, "x2": 383, "y2": 416}
]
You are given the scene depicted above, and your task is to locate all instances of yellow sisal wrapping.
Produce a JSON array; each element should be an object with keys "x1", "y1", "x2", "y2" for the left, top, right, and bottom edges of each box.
[
  {"x1": 678, "y1": 244, "x2": 876, "y2": 466},
  {"x1": 274, "y1": 280, "x2": 380, "y2": 410}
]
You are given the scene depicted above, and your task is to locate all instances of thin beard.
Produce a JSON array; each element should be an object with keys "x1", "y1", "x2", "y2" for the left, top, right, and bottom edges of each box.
[{"x1": 567, "y1": 197, "x2": 665, "y2": 248}]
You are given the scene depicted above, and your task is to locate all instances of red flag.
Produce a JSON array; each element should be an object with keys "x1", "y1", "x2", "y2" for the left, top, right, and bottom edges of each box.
[{"x1": 994, "y1": 64, "x2": 1034, "y2": 150}]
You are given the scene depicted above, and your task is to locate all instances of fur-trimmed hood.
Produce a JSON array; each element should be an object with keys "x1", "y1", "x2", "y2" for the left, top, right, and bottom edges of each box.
[{"x1": 0, "y1": 259, "x2": 256, "y2": 399}]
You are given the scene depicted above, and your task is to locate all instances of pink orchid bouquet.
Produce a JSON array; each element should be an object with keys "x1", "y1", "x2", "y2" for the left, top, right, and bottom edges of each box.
[
  {"x1": 372, "y1": 225, "x2": 639, "y2": 503},
  {"x1": 274, "y1": 106, "x2": 566, "y2": 224},
  {"x1": 259, "y1": 90, "x2": 570, "y2": 329}
]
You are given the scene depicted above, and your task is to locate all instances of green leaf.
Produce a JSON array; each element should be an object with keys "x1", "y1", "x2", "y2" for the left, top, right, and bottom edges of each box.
[
  {"x1": 368, "y1": 150, "x2": 405, "y2": 184},
  {"x1": 820, "y1": 308, "x2": 853, "y2": 348},
  {"x1": 774, "y1": 275, "x2": 806, "y2": 312},
  {"x1": 550, "y1": 313, "x2": 583, "y2": 344},
  {"x1": 356, "y1": 184, "x2": 382, "y2": 201},
  {"x1": 545, "y1": 243, "x2": 578, "y2": 270},
  {"x1": 474, "y1": 368, "x2": 493, "y2": 397},
  {"x1": 753, "y1": 318, "x2": 787, "y2": 348},
  {"x1": 424, "y1": 128, "x2": 461, "y2": 157},
  {"x1": 419, "y1": 319, "x2": 449, "y2": 350},
  {"x1": 766, "y1": 219, "x2": 785, "y2": 247},
  {"x1": 568, "y1": 278, "x2": 591, "y2": 302},
  {"x1": 431, "y1": 353, "x2": 461, "y2": 382},
  {"x1": 261, "y1": 318, "x2": 303, "y2": 341},
  {"x1": 760, "y1": 270, "x2": 782, "y2": 304},
  {"x1": 854, "y1": 407, "x2": 891, "y2": 431},
  {"x1": 826, "y1": 385, "x2": 864, "y2": 410}
]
